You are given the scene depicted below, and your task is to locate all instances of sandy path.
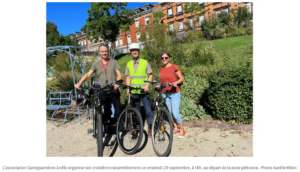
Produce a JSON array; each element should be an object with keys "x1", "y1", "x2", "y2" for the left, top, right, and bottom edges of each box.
[{"x1": 46, "y1": 119, "x2": 252, "y2": 157}]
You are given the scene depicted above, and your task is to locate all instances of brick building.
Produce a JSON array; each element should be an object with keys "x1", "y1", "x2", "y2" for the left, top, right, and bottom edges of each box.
[
  {"x1": 70, "y1": 30, "x2": 106, "y2": 53},
  {"x1": 115, "y1": 3, "x2": 162, "y2": 55},
  {"x1": 160, "y1": 2, "x2": 253, "y2": 33},
  {"x1": 70, "y1": 30, "x2": 89, "y2": 52}
]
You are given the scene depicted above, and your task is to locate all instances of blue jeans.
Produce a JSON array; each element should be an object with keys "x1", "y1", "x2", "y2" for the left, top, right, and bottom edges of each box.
[
  {"x1": 132, "y1": 93, "x2": 153, "y2": 129},
  {"x1": 162, "y1": 92, "x2": 182, "y2": 123}
]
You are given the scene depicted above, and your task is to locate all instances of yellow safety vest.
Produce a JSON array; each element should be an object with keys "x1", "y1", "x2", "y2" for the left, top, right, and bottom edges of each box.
[{"x1": 127, "y1": 58, "x2": 149, "y2": 94}]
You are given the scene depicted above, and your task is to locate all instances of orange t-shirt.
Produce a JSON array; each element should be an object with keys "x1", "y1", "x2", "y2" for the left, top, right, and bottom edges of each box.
[{"x1": 159, "y1": 64, "x2": 180, "y2": 93}]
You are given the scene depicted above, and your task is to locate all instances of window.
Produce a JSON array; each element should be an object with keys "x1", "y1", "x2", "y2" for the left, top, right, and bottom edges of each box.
[
  {"x1": 135, "y1": 20, "x2": 139, "y2": 28},
  {"x1": 244, "y1": 3, "x2": 251, "y2": 13},
  {"x1": 223, "y1": 8, "x2": 229, "y2": 14},
  {"x1": 127, "y1": 36, "x2": 131, "y2": 44},
  {"x1": 189, "y1": 18, "x2": 193, "y2": 27},
  {"x1": 81, "y1": 41, "x2": 83, "y2": 46},
  {"x1": 115, "y1": 40, "x2": 118, "y2": 47},
  {"x1": 168, "y1": 8, "x2": 173, "y2": 17},
  {"x1": 119, "y1": 37, "x2": 123, "y2": 46},
  {"x1": 146, "y1": 6, "x2": 150, "y2": 11},
  {"x1": 145, "y1": 17, "x2": 150, "y2": 25},
  {"x1": 199, "y1": 15, "x2": 204, "y2": 26},
  {"x1": 169, "y1": 23, "x2": 174, "y2": 31},
  {"x1": 78, "y1": 41, "x2": 80, "y2": 45},
  {"x1": 136, "y1": 33, "x2": 140, "y2": 42},
  {"x1": 100, "y1": 37, "x2": 103, "y2": 42},
  {"x1": 136, "y1": 10, "x2": 140, "y2": 14},
  {"x1": 177, "y1": 5, "x2": 182, "y2": 14},
  {"x1": 84, "y1": 39, "x2": 86, "y2": 45},
  {"x1": 216, "y1": 10, "x2": 221, "y2": 18},
  {"x1": 216, "y1": 8, "x2": 228, "y2": 19},
  {"x1": 178, "y1": 21, "x2": 183, "y2": 31}
]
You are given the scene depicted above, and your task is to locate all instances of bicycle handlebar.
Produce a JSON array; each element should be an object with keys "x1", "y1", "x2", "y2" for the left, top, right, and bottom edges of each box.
[
  {"x1": 115, "y1": 82, "x2": 144, "y2": 92},
  {"x1": 144, "y1": 80, "x2": 177, "y2": 88}
]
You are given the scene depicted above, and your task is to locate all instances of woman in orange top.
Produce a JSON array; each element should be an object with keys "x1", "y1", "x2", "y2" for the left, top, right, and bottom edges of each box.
[{"x1": 158, "y1": 51, "x2": 185, "y2": 138}]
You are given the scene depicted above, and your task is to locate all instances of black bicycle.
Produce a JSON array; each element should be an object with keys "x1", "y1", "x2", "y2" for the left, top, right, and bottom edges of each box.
[
  {"x1": 115, "y1": 83, "x2": 144, "y2": 155},
  {"x1": 144, "y1": 80, "x2": 174, "y2": 157},
  {"x1": 77, "y1": 78, "x2": 123, "y2": 157}
]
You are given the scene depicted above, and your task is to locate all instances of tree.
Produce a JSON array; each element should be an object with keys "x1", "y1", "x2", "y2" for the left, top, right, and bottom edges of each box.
[
  {"x1": 46, "y1": 21, "x2": 78, "y2": 47},
  {"x1": 47, "y1": 21, "x2": 59, "y2": 36},
  {"x1": 46, "y1": 21, "x2": 79, "y2": 78},
  {"x1": 183, "y1": 2, "x2": 206, "y2": 34},
  {"x1": 82, "y1": 2, "x2": 135, "y2": 59}
]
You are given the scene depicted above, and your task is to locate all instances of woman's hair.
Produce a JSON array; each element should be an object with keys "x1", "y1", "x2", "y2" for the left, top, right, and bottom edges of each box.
[{"x1": 161, "y1": 51, "x2": 171, "y2": 58}]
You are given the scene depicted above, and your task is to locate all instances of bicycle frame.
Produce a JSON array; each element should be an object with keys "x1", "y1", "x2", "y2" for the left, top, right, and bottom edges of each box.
[
  {"x1": 86, "y1": 87, "x2": 103, "y2": 138},
  {"x1": 123, "y1": 86, "x2": 138, "y2": 131}
]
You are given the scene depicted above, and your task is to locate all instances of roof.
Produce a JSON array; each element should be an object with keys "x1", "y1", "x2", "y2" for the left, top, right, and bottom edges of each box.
[{"x1": 132, "y1": 3, "x2": 161, "y2": 18}]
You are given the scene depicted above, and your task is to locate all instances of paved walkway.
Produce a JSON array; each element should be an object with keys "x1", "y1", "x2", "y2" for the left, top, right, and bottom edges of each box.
[{"x1": 46, "y1": 115, "x2": 253, "y2": 157}]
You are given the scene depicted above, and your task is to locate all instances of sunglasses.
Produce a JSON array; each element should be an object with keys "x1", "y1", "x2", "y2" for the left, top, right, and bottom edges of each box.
[{"x1": 161, "y1": 57, "x2": 169, "y2": 60}]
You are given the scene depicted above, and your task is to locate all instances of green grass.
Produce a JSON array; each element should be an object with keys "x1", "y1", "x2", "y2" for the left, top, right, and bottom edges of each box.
[
  {"x1": 209, "y1": 35, "x2": 253, "y2": 60},
  {"x1": 116, "y1": 35, "x2": 253, "y2": 73},
  {"x1": 182, "y1": 35, "x2": 253, "y2": 59},
  {"x1": 115, "y1": 53, "x2": 132, "y2": 74}
]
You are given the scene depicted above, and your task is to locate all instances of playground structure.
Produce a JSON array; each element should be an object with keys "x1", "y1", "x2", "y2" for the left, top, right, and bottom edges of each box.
[{"x1": 46, "y1": 46, "x2": 90, "y2": 126}]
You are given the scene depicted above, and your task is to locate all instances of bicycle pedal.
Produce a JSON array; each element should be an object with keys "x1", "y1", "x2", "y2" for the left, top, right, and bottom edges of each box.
[{"x1": 87, "y1": 129, "x2": 93, "y2": 134}]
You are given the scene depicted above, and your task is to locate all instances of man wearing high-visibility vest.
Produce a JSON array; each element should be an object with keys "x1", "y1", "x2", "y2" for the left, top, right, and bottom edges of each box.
[{"x1": 125, "y1": 43, "x2": 153, "y2": 137}]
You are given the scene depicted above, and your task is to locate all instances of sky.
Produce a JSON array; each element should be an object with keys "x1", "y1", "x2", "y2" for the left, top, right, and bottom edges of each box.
[{"x1": 46, "y1": 2, "x2": 158, "y2": 36}]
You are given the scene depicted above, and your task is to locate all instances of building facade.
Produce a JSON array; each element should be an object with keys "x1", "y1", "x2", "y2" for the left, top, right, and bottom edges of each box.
[
  {"x1": 70, "y1": 31, "x2": 89, "y2": 52},
  {"x1": 115, "y1": 3, "x2": 162, "y2": 55},
  {"x1": 160, "y1": 2, "x2": 253, "y2": 33},
  {"x1": 70, "y1": 30, "x2": 106, "y2": 54}
]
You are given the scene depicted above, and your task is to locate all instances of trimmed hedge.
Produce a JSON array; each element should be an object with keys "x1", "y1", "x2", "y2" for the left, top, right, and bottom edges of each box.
[{"x1": 201, "y1": 56, "x2": 253, "y2": 123}]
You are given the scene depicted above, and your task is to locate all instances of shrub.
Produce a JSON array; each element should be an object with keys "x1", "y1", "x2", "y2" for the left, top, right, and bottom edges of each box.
[
  {"x1": 201, "y1": 53, "x2": 253, "y2": 123},
  {"x1": 46, "y1": 71, "x2": 77, "y2": 93},
  {"x1": 180, "y1": 97, "x2": 210, "y2": 121},
  {"x1": 200, "y1": 7, "x2": 253, "y2": 40},
  {"x1": 233, "y1": 7, "x2": 252, "y2": 26},
  {"x1": 177, "y1": 66, "x2": 210, "y2": 121}
]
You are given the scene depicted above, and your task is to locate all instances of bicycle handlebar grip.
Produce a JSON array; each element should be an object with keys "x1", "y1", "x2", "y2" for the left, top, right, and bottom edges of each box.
[{"x1": 144, "y1": 80, "x2": 157, "y2": 84}]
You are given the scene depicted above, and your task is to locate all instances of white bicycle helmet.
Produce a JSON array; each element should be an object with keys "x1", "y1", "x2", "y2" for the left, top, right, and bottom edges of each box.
[{"x1": 129, "y1": 43, "x2": 140, "y2": 50}]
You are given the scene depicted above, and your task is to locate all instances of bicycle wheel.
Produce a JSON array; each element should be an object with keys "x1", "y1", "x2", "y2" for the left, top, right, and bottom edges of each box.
[
  {"x1": 96, "y1": 112, "x2": 104, "y2": 157},
  {"x1": 152, "y1": 107, "x2": 173, "y2": 157},
  {"x1": 116, "y1": 107, "x2": 143, "y2": 155}
]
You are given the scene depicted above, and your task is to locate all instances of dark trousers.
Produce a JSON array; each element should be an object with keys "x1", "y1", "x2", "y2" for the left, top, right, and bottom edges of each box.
[{"x1": 132, "y1": 93, "x2": 153, "y2": 129}]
